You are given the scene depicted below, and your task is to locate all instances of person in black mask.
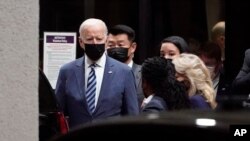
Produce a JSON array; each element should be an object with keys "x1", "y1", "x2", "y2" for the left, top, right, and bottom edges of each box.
[
  {"x1": 107, "y1": 25, "x2": 136, "y2": 64},
  {"x1": 55, "y1": 19, "x2": 139, "y2": 129},
  {"x1": 107, "y1": 24, "x2": 144, "y2": 106}
]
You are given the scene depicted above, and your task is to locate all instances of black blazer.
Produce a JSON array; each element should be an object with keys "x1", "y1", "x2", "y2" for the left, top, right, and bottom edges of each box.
[{"x1": 141, "y1": 96, "x2": 168, "y2": 113}]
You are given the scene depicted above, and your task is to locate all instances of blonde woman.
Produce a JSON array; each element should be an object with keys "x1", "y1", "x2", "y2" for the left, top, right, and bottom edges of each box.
[{"x1": 172, "y1": 53, "x2": 217, "y2": 109}]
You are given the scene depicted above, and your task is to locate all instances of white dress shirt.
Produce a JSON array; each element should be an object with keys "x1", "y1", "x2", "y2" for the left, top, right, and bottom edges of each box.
[
  {"x1": 141, "y1": 94, "x2": 154, "y2": 108},
  {"x1": 85, "y1": 53, "x2": 106, "y2": 107},
  {"x1": 128, "y1": 60, "x2": 133, "y2": 68}
]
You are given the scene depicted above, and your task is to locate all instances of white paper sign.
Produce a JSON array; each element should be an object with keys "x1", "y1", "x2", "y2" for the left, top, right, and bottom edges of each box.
[{"x1": 43, "y1": 32, "x2": 76, "y2": 89}]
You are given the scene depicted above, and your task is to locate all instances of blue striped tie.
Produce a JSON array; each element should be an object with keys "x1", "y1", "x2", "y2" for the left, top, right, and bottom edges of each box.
[{"x1": 86, "y1": 64, "x2": 96, "y2": 114}]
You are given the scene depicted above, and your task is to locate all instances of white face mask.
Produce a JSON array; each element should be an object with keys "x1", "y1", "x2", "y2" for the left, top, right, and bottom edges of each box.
[{"x1": 206, "y1": 66, "x2": 216, "y2": 79}]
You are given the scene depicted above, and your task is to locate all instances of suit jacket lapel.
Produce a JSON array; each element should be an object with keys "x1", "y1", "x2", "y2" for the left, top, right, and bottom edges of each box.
[
  {"x1": 74, "y1": 57, "x2": 89, "y2": 110},
  {"x1": 132, "y1": 63, "x2": 141, "y2": 88},
  {"x1": 95, "y1": 57, "x2": 115, "y2": 112}
]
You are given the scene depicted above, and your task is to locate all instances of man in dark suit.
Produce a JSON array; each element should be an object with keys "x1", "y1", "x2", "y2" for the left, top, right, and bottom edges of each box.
[
  {"x1": 232, "y1": 49, "x2": 250, "y2": 95},
  {"x1": 106, "y1": 24, "x2": 144, "y2": 105},
  {"x1": 55, "y1": 18, "x2": 139, "y2": 128}
]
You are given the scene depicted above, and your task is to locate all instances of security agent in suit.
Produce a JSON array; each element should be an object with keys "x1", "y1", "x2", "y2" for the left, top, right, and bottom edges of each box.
[
  {"x1": 106, "y1": 24, "x2": 144, "y2": 105},
  {"x1": 55, "y1": 19, "x2": 139, "y2": 128},
  {"x1": 232, "y1": 49, "x2": 250, "y2": 95}
]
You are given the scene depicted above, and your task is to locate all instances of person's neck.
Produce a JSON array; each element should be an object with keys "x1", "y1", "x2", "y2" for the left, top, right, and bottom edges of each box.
[{"x1": 125, "y1": 56, "x2": 133, "y2": 65}]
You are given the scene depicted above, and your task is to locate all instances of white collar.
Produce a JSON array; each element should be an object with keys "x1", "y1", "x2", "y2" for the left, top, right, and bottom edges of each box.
[
  {"x1": 85, "y1": 52, "x2": 106, "y2": 68},
  {"x1": 143, "y1": 94, "x2": 154, "y2": 105},
  {"x1": 128, "y1": 60, "x2": 133, "y2": 68}
]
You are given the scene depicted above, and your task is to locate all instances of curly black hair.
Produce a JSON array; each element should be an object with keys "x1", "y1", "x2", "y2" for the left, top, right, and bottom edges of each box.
[{"x1": 141, "y1": 57, "x2": 190, "y2": 110}]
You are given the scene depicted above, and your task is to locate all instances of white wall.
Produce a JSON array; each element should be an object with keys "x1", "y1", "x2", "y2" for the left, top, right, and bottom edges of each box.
[{"x1": 0, "y1": 0, "x2": 38, "y2": 140}]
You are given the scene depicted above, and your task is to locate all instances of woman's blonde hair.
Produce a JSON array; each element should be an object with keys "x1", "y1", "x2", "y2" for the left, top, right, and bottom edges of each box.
[{"x1": 172, "y1": 53, "x2": 217, "y2": 109}]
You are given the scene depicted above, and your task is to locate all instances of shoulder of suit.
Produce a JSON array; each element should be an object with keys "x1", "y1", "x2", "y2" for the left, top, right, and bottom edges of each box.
[
  {"x1": 133, "y1": 63, "x2": 141, "y2": 67},
  {"x1": 149, "y1": 96, "x2": 168, "y2": 109},
  {"x1": 132, "y1": 63, "x2": 142, "y2": 70},
  {"x1": 107, "y1": 56, "x2": 131, "y2": 70},
  {"x1": 60, "y1": 57, "x2": 83, "y2": 70},
  {"x1": 244, "y1": 49, "x2": 250, "y2": 66},
  {"x1": 245, "y1": 49, "x2": 250, "y2": 56}
]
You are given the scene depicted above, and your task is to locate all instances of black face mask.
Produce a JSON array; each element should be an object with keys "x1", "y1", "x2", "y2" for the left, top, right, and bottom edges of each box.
[
  {"x1": 107, "y1": 47, "x2": 129, "y2": 63},
  {"x1": 84, "y1": 44, "x2": 105, "y2": 61}
]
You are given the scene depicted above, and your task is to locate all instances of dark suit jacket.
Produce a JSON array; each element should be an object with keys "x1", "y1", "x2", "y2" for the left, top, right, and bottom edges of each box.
[
  {"x1": 55, "y1": 56, "x2": 139, "y2": 128},
  {"x1": 232, "y1": 49, "x2": 250, "y2": 95},
  {"x1": 132, "y1": 63, "x2": 144, "y2": 105},
  {"x1": 190, "y1": 94, "x2": 211, "y2": 110},
  {"x1": 141, "y1": 96, "x2": 168, "y2": 113}
]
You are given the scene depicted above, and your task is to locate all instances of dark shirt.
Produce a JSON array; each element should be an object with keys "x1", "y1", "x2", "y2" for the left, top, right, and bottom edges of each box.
[{"x1": 190, "y1": 94, "x2": 211, "y2": 110}]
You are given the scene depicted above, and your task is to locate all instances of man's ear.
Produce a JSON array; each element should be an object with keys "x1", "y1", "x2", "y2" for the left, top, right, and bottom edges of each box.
[
  {"x1": 105, "y1": 38, "x2": 109, "y2": 49},
  {"x1": 130, "y1": 42, "x2": 137, "y2": 53},
  {"x1": 78, "y1": 37, "x2": 84, "y2": 49}
]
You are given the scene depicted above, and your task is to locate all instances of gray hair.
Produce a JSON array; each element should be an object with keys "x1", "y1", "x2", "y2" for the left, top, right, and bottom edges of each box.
[
  {"x1": 79, "y1": 18, "x2": 108, "y2": 37},
  {"x1": 211, "y1": 21, "x2": 225, "y2": 42}
]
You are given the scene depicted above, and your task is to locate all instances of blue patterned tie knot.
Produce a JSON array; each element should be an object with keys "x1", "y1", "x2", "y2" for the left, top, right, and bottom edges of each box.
[{"x1": 86, "y1": 64, "x2": 96, "y2": 114}]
